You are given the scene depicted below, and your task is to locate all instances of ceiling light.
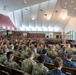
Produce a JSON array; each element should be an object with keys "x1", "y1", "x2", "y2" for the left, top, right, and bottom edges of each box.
[
  {"x1": 47, "y1": 17, "x2": 50, "y2": 20},
  {"x1": 24, "y1": 0, "x2": 26, "y2": 3},
  {"x1": 3, "y1": 26, "x2": 6, "y2": 29},
  {"x1": 65, "y1": 3, "x2": 67, "y2": 5},
  {"x1": 74, "y1": 8, "x2": 76, "y2": 10},
  {"x1": 62, "y1": 16, "x2": 66, "y2": 20},
  {"x1": 32, "y1": 17, "x2": 35, "y2": 20},
  {"x1": 64, "y1": 7, "x2": 66, "y2": 9},
  {"x1": 71, "y1": 1, "x2": 73, "y2": 3},
  {"x1": 70, "y1": 5, "x2": 72, "y2": 7}
]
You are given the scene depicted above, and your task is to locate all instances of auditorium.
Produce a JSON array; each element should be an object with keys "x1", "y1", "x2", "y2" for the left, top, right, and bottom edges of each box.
[{"x1": 0, "y1": 0, "x2": 76, "y2": 75}]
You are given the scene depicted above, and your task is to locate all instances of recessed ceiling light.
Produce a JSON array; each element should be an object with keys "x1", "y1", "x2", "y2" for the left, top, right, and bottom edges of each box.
[
  {"x1": 32, "y1": 17, "x2": 35, "y2": 20},
  {"x1": 62, "y1": 16, "x2": 66, "y2": 20},
  {"x1": 47, "y1": 17, "x2": 50, "y2": 20},
  {"x1": 65, "y1": 3, "x2": 67, "y2": 5},
  {"x1": 74, "y1": 8, "x2": 76, "y2": 10},
  {"x1": 24, "y1": 0, "x2": 27, "y2": 3},
  {"x1": 70, "y1": 5, "x2": 72, "y2": 7},
  {"x1": 71, "y1": 1, "x2": 74, "y2": 3}
]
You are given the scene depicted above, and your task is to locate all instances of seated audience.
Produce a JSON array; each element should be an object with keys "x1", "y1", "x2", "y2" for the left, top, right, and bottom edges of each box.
[
  {"x1": 59, "y1": 47, "x2": 67, "y2": 58},
  {"x1": 21, "y1": 51, "x2": 37, "y2": 74},
  {"x1": 32, "y1": 55, "x2": 49, "y2": 75},
  {"x1": 42, "y1": 49, "x2": 53, "y2": 64},
  {"x1": 63, "y1": 53, "x2": 76, "y2": 68},
  {"x1": 47, "y1": 57, "x2": 66, "y2": 75},
  {"x1": 4, "y1": 51, "x2": 20, "y2": 69}
]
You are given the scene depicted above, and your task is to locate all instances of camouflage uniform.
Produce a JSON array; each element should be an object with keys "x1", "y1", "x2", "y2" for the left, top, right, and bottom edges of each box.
[
  {"x1": 48, "y1": 50, "x2": 58, "y2": 57},
  {"x1": 34, "y1": 53, "x2": 40, "y2": 60},
  {"x1": 47, "y1": 68, "x2": 66, "y2": 75},
  {"x1": 0, "y1": 54, "x2": 7, "y2": 64},
  {"x1": 20, "y1": 51, "x2": 29, "y2": 59},
  {"x1": 32, "y1": 63, "x2": 49, "y2": 75},
  {"x1": 65, "y1": 47, "x2": 73, "y2": 54},
  {"x1": 63, "y1": 60, "x2": 76, "y2": 68},
  {"x1": 3, "y1": 59, "x2": 20, "y2": 69},
  {"x1": 14, "y1": 50, "x2": 21, "y2": 56},
  {"x1": 21, "y1": 58, "x2": 37, "y2": 74}
]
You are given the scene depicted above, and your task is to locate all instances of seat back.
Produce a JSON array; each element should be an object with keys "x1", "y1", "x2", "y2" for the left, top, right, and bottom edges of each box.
[
  {"x1": 44, "y1": 62, "x2": 76, "y2": 75},
  {"x1": 11, "y1": 68, "x2": 24, "y2": 75},
  {"x1": 0, "y1": 64, "x2": 11, "y2": 75}
]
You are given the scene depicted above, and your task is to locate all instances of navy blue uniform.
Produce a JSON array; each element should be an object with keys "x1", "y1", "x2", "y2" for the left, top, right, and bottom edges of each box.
[
  {"x1": 47, "y1": 68, "x2": 66, "y2": 75},
  {"x1": 59, "y1": 52, "x2": 67, "y2": 58},
  {"x1": 63, "y1": 60, "x2": 76, "y2": 68},
  {"x1": 44, "y1": 55, "x2": 53, "y2": 64}
]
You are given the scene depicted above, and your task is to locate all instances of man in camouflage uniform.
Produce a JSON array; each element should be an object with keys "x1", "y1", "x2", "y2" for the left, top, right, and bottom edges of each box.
[
  {"x1": 21, "y1": 51, "x2": 37, "y2": 74},
  {"x1": 63, "y1": 53, "x2": 76, "y2": 68},
  {"x1": 32, "y1": 55, "x2": 49, "y2": 75},
  {"x1": 14, "y1": 45, "x2": 21, "y2": 56},
  {"x1": 3, "y1": 51, "x2": 20, "y2": 69},
  {"x1": 47, "y1": 57, "x2": 66, "y2": 75},
  {"x1": 0, "y1": 53, "x2": 7, "y2": 64}
]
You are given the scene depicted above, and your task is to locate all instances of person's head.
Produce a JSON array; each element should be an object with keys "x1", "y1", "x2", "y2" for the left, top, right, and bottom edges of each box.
[
  {"x1": 7, "y1": 51, "x2": 14, "y2": 60},
  {"x1": 54, "y1": 57, "x2": 63, "y2": 69},
  {"x1": 38, "y1": 55, "x2": 45, "y2": 63},
  {"x1": 42, "y1": 49, "x2": 47, "y2": 55},
  {"x1": 28, "y1": 51, "x2": 34, "y2": 59},
  {"x1": 67, "y1": 53, "x2": 73, "y2": 60},
  {"x1": 14, "y1": 45, "x2": 18, "y2": 50},
  {"x1": 63, "y1": 47, "x2": 66, "y2": 52}
]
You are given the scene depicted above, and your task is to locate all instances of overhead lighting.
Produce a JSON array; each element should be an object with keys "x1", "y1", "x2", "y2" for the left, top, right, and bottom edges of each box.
[
  {"x1": 65, "y1": 3, "x2": 67, "y2": 5},
  {"x1": 3, "y1": 26, "x2": 6, "y2": 29},
  {"x1": 74, "y1": 8, "x2": 76, "y2": 10},
  {"x1": 12, "y1": 28, "x2": 14, "y2": 30},
  {"x1": 71, "y1": 1, "x2": 74, "y2": 3},
  {"x1": 70, "y1": 5, "x2": 72, "y2": 7},
  {"x1": 32, "y1": 17, "x2": 35, "y2": 20},
  {"x1": 62, "y1": 16, "x2": 66, "y2": 20},
  {"x1": 24, "y1": 0, "x2": 27, "y2": 3},
  {"x1": 8, "y1": 27, "x2": 10, "y2": 30},
  {"x1": 47, "y1": 17, "x2": 50, "y2": 20}
]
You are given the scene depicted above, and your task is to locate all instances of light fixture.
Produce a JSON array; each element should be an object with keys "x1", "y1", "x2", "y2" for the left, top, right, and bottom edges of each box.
[
  {"x1": 71, "y1": 1, "x2": 73, "y2": 3},
  {"x1": 62, "y1": 16, "x2": 66, "y2": 20},
  {"x1": 74, "y1": 8, "x2": 76, "y2": 10},
  {"x1": 24, "y1": 0, "x2": 27, "y2": 3},
  {"x1": 70, "y1": 5, "x2": 72, "y2": 7},
  {"x1": 12, "y1": 28, "x2": 14, "y2": 30},
  {"x1": 65, "y1": 3, "x2": 67, "y2": 5},
  {"x1": 8, "y1": 27, "x2": 10, "y2": 30},
  {"x1": 32, "y1": 17, "x2": 35, "y2": 20},
  {"x1": 64, "y1": 7, "x2": 66, "y2": 9},
  {"x1": 3, "y1": 26, "x2": 6, "y2": 29},
  {"x1": 47, "y1": 17, "x2": 50, "y2": 20}
]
